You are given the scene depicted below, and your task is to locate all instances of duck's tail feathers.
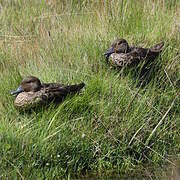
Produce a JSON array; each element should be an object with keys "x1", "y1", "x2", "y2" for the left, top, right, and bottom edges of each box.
[
  {"x1": 151, "y1": 41, "x2": 164, "y2": 52},
  {"x1": 65, "y1": 83, "x2": 85, "y2": 93}
]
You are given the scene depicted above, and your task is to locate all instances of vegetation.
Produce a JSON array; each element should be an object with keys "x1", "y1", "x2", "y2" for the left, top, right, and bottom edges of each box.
[{"x1": 0, "y1": 0, "x2": 179, "y2": 179}]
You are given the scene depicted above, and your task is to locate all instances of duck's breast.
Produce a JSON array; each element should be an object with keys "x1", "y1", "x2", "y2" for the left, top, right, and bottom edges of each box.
[
  {"x1": 109, "y1": 53, "x2": 135, "y2": 67},
  {"x1": 14, "y1": 91, "x2": 45, "y2": 108}
]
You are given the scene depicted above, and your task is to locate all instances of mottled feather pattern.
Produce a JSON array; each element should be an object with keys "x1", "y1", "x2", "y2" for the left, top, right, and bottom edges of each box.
[
  {"x1": 11, "y1": 76, "x2": 85, "y2": 108},
  {"x1": 104, "y1": 39, "x2": 164, "y2": 68}
]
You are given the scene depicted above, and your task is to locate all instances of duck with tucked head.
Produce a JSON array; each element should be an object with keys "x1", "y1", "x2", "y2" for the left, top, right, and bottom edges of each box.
[
  {"x1": 104, "y1": 38, "x2": 164, "y2": 67},
  {"x1": 10, "y1": 76, "x2": 85, "y2": 109}
]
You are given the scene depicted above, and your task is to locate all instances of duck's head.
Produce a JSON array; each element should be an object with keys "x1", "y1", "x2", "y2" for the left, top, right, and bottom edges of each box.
[
  {"x1": 104, "y1": 38, "x2": 130, "y2": 59},
  {"x1": 11, "y1": 76, "x2": 42, "y2": 96}
]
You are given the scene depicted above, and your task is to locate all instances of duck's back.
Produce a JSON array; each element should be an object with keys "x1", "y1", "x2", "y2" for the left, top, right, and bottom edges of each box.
[{"x1": 42, "y1": 83, "x2": 85, "y2": 102}]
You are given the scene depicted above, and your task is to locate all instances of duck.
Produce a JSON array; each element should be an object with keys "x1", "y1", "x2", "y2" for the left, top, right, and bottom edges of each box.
[
  {"x1": 10, "y1": 76, "x2": 85, "y2": 109},
  {"x1": 104, "y1": 38, "x2": 164, "y2": 67}
]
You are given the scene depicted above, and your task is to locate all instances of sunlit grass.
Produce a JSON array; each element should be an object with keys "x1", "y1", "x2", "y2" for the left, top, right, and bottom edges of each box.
[{"x1": 0, "y1": 0, "x2": 179, "y2": 179}]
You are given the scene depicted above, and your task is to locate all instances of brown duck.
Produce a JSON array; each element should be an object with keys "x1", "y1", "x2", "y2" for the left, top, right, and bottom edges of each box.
[
  {"x1": 10, "y1": 76, "x2": 85, "y2": 108},
  {"x1": 104, "y1": 38, "x2": 164, "y2": 67}
]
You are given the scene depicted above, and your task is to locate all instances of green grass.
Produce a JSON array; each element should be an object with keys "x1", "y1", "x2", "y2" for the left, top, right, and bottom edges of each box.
[{"x1": 0, "y1": 0, "x2": 180, "y2": 179}]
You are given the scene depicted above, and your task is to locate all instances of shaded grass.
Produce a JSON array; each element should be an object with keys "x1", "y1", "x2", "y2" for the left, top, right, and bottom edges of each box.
[{"x1": 0, "y1": 0, "x2": 180, "y2": 179}]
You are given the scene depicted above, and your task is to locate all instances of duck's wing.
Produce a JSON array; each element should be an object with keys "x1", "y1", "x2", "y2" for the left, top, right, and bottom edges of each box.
[
  {"x1": 42, "y1": 83, "x2": 85, "y2": 102},
  {"x1": 132, "y1": 43, "x2": 163, "y2": 62},
  {"x1": 42, "y1": 83, "x2": 63, "y2": 88},
  {"x1": 44, "y1": 83, "x2": 84, "y2": 94}
]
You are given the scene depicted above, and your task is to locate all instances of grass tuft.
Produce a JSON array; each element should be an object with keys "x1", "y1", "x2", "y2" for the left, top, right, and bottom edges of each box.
[{"x1": 0, "y1": 0, "x2": 179, "y2": 179}]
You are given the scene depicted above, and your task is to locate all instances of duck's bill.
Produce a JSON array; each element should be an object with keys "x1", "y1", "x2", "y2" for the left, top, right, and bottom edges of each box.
[
  {"x1": 10, "y1": 86, "x2": 24, "y2": 96},
  {"x1": 103, "y1": 47, "x2": 114, "y2": 58}
]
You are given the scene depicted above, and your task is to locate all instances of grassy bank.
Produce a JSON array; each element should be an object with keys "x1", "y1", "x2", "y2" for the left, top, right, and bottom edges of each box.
[{"x1": 0, "y1": 0, "x2": 179, "y2": 179}]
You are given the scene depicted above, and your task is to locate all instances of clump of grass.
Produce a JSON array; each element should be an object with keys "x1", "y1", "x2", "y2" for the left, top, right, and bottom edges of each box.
[{"x1": 0, "y1": 0, "x2": 179, "y2": 179}]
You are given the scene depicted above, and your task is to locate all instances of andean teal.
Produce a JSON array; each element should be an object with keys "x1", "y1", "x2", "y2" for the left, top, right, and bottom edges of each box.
[
  {"x1": 104, "y1": 38, "x2": 164, "y2": 67},
  {"x1": 11, "y1": 76, "x2": 85, "y2": 109}
]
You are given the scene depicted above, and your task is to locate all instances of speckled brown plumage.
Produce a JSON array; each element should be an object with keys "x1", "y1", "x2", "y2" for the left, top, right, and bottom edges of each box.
[
  {"x1": 11, "y1": 76, "x2": 85, "y2": 109},
  {"x1": 104, "y1": 38, "x2": 164, "y2": 67}
]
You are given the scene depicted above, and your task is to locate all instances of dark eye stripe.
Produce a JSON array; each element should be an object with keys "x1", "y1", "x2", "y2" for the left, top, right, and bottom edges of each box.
[{"x1": 25, "y1": 80, "x2": 34, "y2": 83}]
